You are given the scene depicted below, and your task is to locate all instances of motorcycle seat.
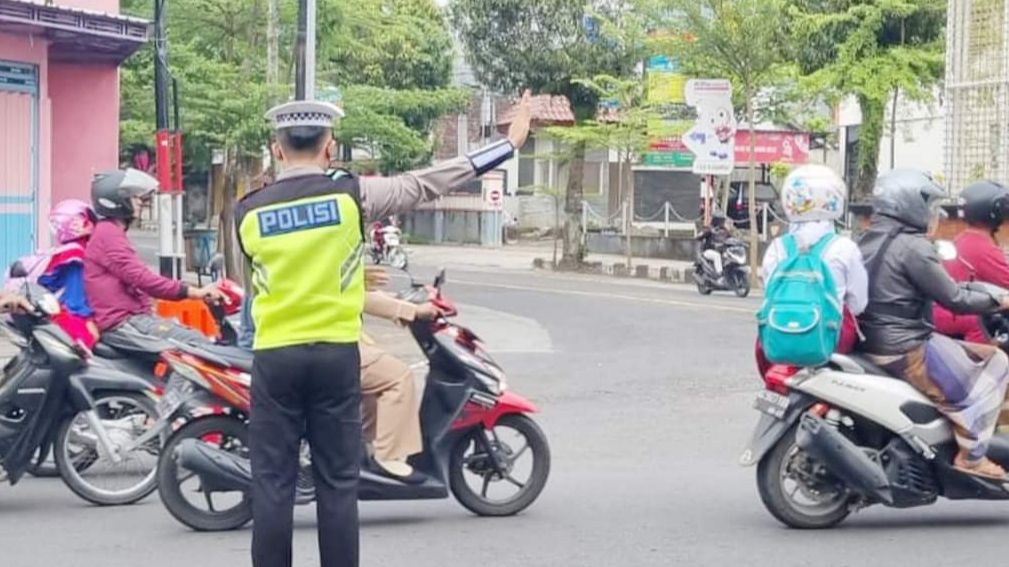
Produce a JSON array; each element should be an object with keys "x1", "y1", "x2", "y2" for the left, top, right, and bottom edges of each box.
[
  {"x1": 92, "y1": 342, "x2": 125, "y2": 359},
  {"x1": 176, "y1": 342, "x2": 254, "y2": 373},
  {"x1": 830, "y1": 353, "x2": 894, "y2": 378}
]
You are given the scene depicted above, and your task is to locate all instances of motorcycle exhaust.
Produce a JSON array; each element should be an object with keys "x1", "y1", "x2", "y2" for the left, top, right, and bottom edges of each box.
[
  {"x1": 795, "y1": 414, "x2": 894, "y2": 505},
  {"x1": 175, "y1": 439, "x2": 252, "y2": 493}
]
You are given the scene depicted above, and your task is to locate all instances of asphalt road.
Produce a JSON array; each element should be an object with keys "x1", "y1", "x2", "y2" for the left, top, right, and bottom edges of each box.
[{"x1": 3, "y1": 245, "x2": 1009, "y2": 567}]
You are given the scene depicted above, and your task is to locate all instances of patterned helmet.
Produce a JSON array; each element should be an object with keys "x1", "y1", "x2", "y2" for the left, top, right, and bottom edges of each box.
[
  {"x1": 780, "y1": 164, "x2": 847, "y2": 222},
  {"x1": 49, "y1": 199, "x2": 96, "y2": 244}
]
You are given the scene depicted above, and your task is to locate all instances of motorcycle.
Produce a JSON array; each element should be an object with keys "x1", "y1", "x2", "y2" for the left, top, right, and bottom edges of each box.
[
  {"x1": 742, "y1": 273, "x2": 1009, "y2": 528},
  {"x1": 155, "y1": 270, "x2": 551, "y2": 531},
  {"x1": 0, "y1": 282, "x2": 163, "y2": 506},
  {"x1": 693, "y1": 237, "x2": 750, "y2": 297},
  {"x1": 371, "y1": 224, "x2": 408, "y2": 270}
]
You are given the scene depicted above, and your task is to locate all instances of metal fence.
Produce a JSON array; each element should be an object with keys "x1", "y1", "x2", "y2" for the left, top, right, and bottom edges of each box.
[{"x1": 944, "y1": 0, "x2": 1009, "y2": 193}]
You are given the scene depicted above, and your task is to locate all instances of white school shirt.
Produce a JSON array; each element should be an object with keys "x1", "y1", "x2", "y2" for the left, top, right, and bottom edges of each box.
[{"x1": 760, "y1": 220, "x2": 869, "y2": 316}]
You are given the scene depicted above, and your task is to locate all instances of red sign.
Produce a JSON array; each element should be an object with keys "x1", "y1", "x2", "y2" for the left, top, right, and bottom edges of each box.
[{"x1": 734, "y1": 131, "x2": 810, "y2": 165}]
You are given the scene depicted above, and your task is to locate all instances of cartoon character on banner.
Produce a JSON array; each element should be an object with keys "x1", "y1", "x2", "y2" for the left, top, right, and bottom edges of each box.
[{"x1": 682, "y1": 86, "x2": 737, "y2": 167}]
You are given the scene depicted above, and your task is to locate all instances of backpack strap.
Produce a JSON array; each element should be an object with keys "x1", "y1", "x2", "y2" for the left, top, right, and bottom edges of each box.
[
  {"x1": 782, "y1": 234, "x2": 798, "y2": 258},
  {"x1": 808, "y1": 233, "x2": 836, "y2": 258}
]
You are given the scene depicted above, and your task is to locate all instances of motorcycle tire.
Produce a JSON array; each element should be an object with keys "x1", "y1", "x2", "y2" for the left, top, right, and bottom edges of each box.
[
  {"x1": 55, "y1": 392, "x2": 161, "y2": 506},
  {"x1": 157, "y1": 416, "x2": 252, "y2": 532},
  {"x1": 389, "y1": 248, "x2": 408, "y2": 271},
  {"x1": 756, "y1": 425, "x2": 851, "y2": 529},
  {"x1": 695, "y1": 280, "x2": 713, "y2": 296},
  {"x1": 449, "y1": 414, "x2": 550, "y2": 517},
  {"x1": 732, "y1": 272, "x2": 750, "y2": 298}
]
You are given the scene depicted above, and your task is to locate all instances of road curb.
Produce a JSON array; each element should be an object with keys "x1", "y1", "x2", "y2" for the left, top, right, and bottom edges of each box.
[{"x1": 533, "y1": 257, "x2": 695, "y2": 284}]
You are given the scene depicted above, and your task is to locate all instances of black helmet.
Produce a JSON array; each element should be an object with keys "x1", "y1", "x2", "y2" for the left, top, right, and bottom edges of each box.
[
  {"x1": 960, "y1": 180, "x2": 1009, "y2": 230},
  {"x1": 91, "y1": 168, "x2": 159, "y2": 220},
  {"x1": 872, "y1": 168, "x2": 946, "y2": 231}
]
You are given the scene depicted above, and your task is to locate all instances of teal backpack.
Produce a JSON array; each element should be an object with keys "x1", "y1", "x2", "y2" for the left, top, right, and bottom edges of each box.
[{"x1": 757, "y1": 233, "x2": 842, "y2": 367}]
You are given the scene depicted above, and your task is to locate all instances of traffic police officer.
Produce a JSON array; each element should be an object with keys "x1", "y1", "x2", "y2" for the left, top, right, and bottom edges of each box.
[{"x1": 238, "y1": 93, "x2": 531, "y2": 567}]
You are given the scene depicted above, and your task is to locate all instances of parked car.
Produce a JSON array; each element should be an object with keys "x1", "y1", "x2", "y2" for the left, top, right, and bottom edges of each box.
[{"x1": 727, "y1": 181, "x2": 783, "y2": 231}]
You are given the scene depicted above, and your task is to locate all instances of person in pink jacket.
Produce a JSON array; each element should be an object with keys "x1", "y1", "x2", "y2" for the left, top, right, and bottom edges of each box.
[{"x1": 84, "y1": 169, "x2": 226, "y2": 350}]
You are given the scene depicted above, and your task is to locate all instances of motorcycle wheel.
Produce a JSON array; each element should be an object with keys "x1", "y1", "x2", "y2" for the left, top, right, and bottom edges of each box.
[
  {"x1": 732, "y1": 271, "x2": 751, "y2": 298},
  {"x1": 157, "y1": 416, "x2": 252, "y2": 532},
  {"x1": 695, "y1": 279, "x2": 713, "y2": 296},
  {"x1": 389, "y1": 248, "x2": 408, "y2": 270},
  {"x1": 55, "y1": 392, "x2": 161, "y2": 506},
  {"x1": 756, "y1": 425, "x2": 851, "y2": 529},
  {"x1": 449, "y1": 414, "x2": 550, "y2": 517}
]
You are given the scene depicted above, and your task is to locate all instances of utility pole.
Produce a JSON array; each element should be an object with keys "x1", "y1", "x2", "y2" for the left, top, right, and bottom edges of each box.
[
  {"x1": 294, "y1": 0, "x2": 316, "y2": 100},
  {"x1": 154, "y1": 0, "x2": 182, "y2": 278}
]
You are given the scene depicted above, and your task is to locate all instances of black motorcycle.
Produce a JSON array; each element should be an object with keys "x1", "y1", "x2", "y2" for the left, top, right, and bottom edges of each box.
[
  {"x1": 0, "y1": 283, "x2": 161, "y2": 505},
  {"x1": 692, "y1": 237, "x2": 751, "y2": 297}
]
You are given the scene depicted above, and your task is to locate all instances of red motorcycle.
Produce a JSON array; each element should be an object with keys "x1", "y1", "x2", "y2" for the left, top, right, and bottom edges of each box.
[{"x1": 155, "y1": 270, "x2": 550, "y2": 531}]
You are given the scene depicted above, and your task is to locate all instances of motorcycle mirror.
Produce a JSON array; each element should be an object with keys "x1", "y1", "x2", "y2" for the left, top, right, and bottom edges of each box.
[
  {"x1": 935, "y1": 240, "x2": 957, "y2": 262},
  {"x1": 8, "y1": 260, "x2": 28, "y2": 279},
  {"x1": 433, "y1": 268, "x2": 446, "y2": 290}
]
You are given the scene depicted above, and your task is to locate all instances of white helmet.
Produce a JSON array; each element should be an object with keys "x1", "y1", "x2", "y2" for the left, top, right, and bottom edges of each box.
[{"x1": 780, "y1": 164, "x2": 847, "y2": 222}]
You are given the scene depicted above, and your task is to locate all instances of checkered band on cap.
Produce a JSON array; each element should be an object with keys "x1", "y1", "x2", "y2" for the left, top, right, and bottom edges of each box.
[{"x1": 265, "y1": 100, "x2": 344, "y2": 129}]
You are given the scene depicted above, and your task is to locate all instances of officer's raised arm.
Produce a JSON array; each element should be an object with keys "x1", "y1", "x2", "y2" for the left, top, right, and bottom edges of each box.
[{"x1": 359, "y1": 90, "x2": 532, "y2": 222}]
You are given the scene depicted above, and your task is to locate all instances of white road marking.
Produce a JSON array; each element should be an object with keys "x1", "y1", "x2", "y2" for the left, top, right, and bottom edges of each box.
[{"x1": 451, "y1": 278, "x2": 756, "y2": 315}]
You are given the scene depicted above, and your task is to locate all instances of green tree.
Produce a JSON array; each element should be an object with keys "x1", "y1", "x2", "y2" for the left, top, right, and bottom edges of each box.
[
  {"x1": 786, "y1": 0, "x2": 945, "y2": 200},
  {"x1": 119, "y1": 0, "x2": 463, "y2": 274},
  {"x1": 451, "y1": 0, "x2": 646, "y2": 267},
  {"x1": 656, "y1": 0, "x2": 792, "y2": 277},
  {"x1": 338, "y1": 86, "x2": 470, "y2": 173},
  {"x1": 546, "y1": 75, "x2": 666, "y2": 268}
]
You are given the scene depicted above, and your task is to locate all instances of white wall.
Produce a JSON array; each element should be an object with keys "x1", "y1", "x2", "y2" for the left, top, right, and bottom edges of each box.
[{"x1": 837, "y1": 93, "x2": 946, "y2": 181}]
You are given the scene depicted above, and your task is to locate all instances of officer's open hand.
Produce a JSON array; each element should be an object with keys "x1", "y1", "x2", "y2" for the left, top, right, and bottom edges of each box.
[
  {"x1": 365, "y1": 266, "x2": 390, "y2": 291},
  {"x1": 508, "y1": 90, "x2": 533, "y2": 150},
  {"x1": 415, "y1": 302, "x2": 443, "y2": 321}
]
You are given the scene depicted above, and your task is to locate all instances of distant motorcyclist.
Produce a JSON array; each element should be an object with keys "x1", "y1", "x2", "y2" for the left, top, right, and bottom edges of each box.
[
  {"x1": 933, "y1": 180, "x2": 1009, "y2": 344},
  {"x1": 859, "y1": 168, "x2": 1009, "y2": 481},
  {"x1": 697, "y1": 211, "x2": 732, "y2": 277}
]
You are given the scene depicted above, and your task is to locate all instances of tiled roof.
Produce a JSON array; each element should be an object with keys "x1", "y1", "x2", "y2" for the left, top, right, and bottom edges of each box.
[{"x1": 497, "y1": 95, "x2": 576, "y2": 129}]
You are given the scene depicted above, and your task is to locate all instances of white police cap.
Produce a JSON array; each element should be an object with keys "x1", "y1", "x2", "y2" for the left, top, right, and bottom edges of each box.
[{"x1": 264, "y1": 100, "x2": 345, "y2": 130}]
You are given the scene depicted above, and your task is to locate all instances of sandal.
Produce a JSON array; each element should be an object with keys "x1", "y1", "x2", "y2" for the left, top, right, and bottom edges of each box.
[{"x1": 953, "y1": 456, "x2": 1008, "y2": 481}]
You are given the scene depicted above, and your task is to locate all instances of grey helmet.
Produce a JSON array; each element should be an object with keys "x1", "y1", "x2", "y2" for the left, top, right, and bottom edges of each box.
[
  {"x1": 872, "y1": 168, "x2": 946, "y2": 231},
  {"x1": 91, "y1": 168, "x2": 159, "y2": 220}
]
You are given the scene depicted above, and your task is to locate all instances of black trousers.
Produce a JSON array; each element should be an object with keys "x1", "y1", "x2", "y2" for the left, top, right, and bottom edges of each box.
[{"x1": 250, "y1": 343, "x2": 362, "y2": 567}]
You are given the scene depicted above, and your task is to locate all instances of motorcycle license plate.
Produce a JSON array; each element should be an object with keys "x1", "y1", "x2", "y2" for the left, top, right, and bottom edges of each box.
[
  {"x1": 157, "y1": 376, "x2": 194, "y2": 417},
  {"x1": 753, "y1": 390, "x2": 789, "y2": 420}
]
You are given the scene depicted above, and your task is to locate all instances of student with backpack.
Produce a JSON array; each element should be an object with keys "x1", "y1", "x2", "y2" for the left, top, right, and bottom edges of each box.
[{"x1": 755, "y1": 165, "x2": 868, "y2": 375}]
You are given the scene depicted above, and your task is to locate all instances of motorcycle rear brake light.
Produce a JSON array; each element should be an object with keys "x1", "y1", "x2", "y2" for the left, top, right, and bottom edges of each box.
[
  {"x1": 763, "y1": 364, "x2": 799, "y2": 395},
  {"x1": 154, "y1": 361, "x2": 168, "y2": 378}
]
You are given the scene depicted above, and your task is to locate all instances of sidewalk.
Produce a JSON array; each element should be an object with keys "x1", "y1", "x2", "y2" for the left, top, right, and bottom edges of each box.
[{"x1": 407, "y1": 241, "x2": 697, "y2": 284}]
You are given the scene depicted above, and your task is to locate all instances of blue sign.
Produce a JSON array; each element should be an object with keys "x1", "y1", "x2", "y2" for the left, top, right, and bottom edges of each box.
[{"x1": 259, "y1": 200, "x2": 341, "y2": 237}]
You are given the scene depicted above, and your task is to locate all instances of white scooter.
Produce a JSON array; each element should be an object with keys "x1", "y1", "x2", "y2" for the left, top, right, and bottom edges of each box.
[
  {"x1": 742, "y1": 241, "x2": 1009, "y2": 529},
  {"x1": 371, "y1": 225, "x2": 408, "y2": 270}
]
